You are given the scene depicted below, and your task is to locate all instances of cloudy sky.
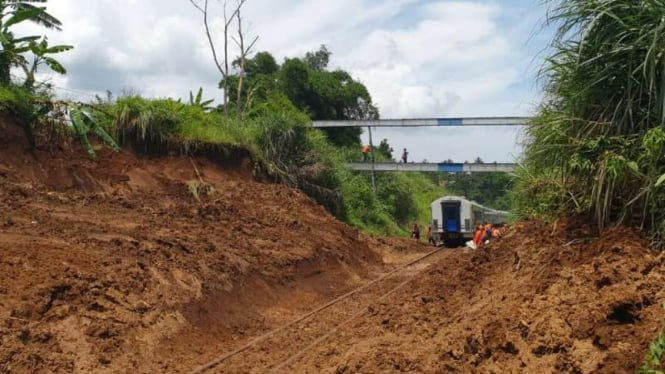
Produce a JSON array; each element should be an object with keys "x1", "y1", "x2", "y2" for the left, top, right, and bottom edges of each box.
[{"x1": 18, "y1": 0, "x2": 553, "y2": 163}]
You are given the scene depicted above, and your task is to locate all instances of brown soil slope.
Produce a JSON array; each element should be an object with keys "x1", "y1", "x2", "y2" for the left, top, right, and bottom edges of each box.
[
  {"x1": 2, "y1": 118, "x2": 664, "y2": 374},
  {"x1": 287, "y1": 220, "x2": 665, "y2": 374},
  {"x1": 0, "y1": 119, "x2": 392, "y2": 373}
]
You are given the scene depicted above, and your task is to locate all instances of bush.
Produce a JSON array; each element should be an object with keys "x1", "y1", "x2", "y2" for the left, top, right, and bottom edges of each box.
[
  {"x1": 0, "y1": 85, "x2": 44, "y2": 148},
  {"x1": 514, "y1": 0, "x2": 665, "y2": 247}
]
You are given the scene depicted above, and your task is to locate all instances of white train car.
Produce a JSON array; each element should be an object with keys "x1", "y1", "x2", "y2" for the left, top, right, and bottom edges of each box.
[{"x1": 430, "y1": 196, "x2": 509, "y2": 247}]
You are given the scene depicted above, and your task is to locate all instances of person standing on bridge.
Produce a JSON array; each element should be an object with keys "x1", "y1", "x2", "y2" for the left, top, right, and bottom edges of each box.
[
  {"x1": 361, "y1": 145, "x2": 371, "y2": 162},
  {"x1": 401, "y1": 148, "x2": 408, "y2": 163}
]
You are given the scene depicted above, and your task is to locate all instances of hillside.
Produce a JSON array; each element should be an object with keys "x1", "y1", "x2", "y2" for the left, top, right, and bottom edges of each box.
[
  {"x1": 1, "y1": 118, "x2": 664, "y2": 373},
  {"x1": 0, "y1": 118, "x2": 424, "y2": 373}
]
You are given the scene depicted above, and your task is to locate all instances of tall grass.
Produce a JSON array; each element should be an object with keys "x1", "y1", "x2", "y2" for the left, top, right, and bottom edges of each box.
[
  {"x1": 516, "y1": 0, "x2": 665, "y2": 247},
  {"x1": 0, "y1": 90, "x2": 448, "y2": 236}
]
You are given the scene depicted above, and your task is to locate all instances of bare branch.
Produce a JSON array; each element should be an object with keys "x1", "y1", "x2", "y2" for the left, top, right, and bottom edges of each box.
[
  {"x1": 188, "y1": 0, "x2": 252, "y2": 118},
  {"x1": 246, "y1": 36, "x2": 258, "y2": 55},
  {"x1": 188, "y1": 0, "x2": 205, "y2": 13}
]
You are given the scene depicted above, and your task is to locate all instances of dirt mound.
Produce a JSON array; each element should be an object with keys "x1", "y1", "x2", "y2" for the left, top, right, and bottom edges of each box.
[
  {"x1": 0, "y1": 119, "x2": 393, "y2": 373},
  {"x1": 288, "y1": 220, "x2": 665, "y2": 373},
  {"x1": 4, "y1": 116, "x2": 662, "y2": 373}
]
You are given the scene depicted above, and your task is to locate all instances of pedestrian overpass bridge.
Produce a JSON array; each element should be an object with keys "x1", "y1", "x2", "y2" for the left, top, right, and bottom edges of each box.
[
  {"x1": 312, "y1": 116, "x2": 525, "y2": 174},
  {"x1": 345, "y1": 162, "x2": 517, "y2": 173},
  {"x1": 312, "y1": 117, "x2": 529, "y2": 128}
]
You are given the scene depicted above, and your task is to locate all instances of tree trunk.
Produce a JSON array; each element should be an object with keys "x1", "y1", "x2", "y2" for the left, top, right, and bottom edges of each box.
[{"x1": 0, "y1": 53, "x2": 11, "y2": 85}]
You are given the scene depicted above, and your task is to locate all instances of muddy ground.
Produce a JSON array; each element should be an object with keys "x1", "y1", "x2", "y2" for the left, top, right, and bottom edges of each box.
[
  {"x1": 1, "y1": 119, "x2": 664, "y2": 373},
  {"x1": 285, "y1": 221, "x2": 665, "y2": 374}
]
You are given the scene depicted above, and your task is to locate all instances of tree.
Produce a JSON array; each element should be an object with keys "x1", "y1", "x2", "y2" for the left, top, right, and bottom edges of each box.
[
  {"x1": 377, "y1": 138, "x2": 393, "y2": 160},
  {"x1": 222, "y1": 46, "x2": 379, "y2": 147},
  {"x1": 21, "y1": 36, "x2": 72, "y2": 89},
  {"x1": 244, "y1": 51, "x2": 278, "y2": 76},
  {"x1": 231, "y1": 3, "x2": 257, "y2": 119},
  {"x1": 0, "y1": 0, "x2": 63, "y2": 85},
  {"x1": 188, "y1": 0, "x2": 251, "y2": 117},
  {"x1": 280, "y1": 58, "x2": 310, "y2": 110},
  {"x1": 303, "y1": 44, "x2": 330, "y2": 71},
  {"x1": 225, "y1": 51, "x2": 279, "y2": 114},
  {"x1": 307, "y1": 68, "x2": 378, "y2": 147}
]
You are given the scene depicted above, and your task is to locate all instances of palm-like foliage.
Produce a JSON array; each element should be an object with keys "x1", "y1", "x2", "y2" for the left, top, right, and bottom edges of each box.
[
  {"x1": 69, "y1": 104, "x2": 120, "y2": 159},
  {"x1": 0, "y1": 0, "x2": 62, "y2": 85},
  {"x1": 517, "y1": 0, "x2": 665, "y2": 245},
  {"x1": 0, "y1": 1, "x2": 61, "y2": 30},
  {"x1": 189, "y1": 87, "x2": 214, "y2": 111},
  {"x1": 22, "y1": 36, "x2": 72, "y2": 88}
]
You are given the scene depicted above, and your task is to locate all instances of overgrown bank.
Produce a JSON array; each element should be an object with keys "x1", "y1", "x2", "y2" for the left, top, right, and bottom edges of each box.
[
  {"x1": 513, "y1": 0, "x2": 665, "y2": 248},
  {"x1": 0, "y1": 84, "x2": 445, "y2": 236}
]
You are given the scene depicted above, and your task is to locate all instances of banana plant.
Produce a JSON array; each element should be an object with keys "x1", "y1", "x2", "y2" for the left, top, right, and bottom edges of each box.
[
  {"x1": 22, "y1": 36, "x2": 72, "y2": 89},
  {"x1": 68, "y1": 104, "x2": 120, "y2": 159},
  {"x1": 0, "y1": 1, "x2": 63, "y2": 84},
  {"x1": 189, "y1": 87, "x2": 215, "y2": 111}
]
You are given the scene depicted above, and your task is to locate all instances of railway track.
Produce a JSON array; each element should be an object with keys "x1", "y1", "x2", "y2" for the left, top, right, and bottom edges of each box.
[{"x1": 188, "y1": 248, "x2": 444, "y2": 374}]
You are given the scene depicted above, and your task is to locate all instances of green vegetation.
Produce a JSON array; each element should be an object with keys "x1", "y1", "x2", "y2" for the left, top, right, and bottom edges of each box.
[
  {"x1": 513, "y1": 0, "x2": 665, "y2": 247},
  {"x1": 0, "y1": 1, "x2": 444, "y2": 236},
  {"x1": 640, "y1": 332, "x2": 665, "y2": 374},
  {"x1": 341, "y1": 169, "x2": 446, "y2": 235},
  {"x1": 640, "y1": 303, "x2": 665, "y2": 374},
  {"x1": 225, "y1": 46, "x2": 378, "y2": 147},
  {"x1": 440, "y1": 171, "x2": 514, "y2": 211},
  {"x1": 0, "y1": 0, "x2": 72, "y2": 88}
]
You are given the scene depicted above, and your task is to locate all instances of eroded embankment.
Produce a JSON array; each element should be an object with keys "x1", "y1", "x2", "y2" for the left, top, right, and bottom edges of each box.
[
  {"x1": 285, "y1": 220, "x2": 665, "y2": 374},
  {"x1": 0, "y1": 119, "x2": 412, "y2": 373}
]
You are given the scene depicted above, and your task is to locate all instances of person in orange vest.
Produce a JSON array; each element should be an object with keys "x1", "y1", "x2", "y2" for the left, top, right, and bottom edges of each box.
[
  {"x1": 473, "y1": 223, "x2": 484, "y2": 246},
  {"x1": 483, "y1": 221, "x2": 493, "y2": 243},
  {"x1": 491, "y1": 226, "x2": 501, "y2": 239},
  {"x1": 362, "y1": 145, "x2": 371, "y2": 162}
]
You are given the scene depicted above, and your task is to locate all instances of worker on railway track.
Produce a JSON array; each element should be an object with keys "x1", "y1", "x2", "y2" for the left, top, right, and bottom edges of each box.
[
  {"x1": 412, "y1": 223, "x2": 420, "y2": 241},
  {"x1": 491, "y1": 225, "x2": 502, "y2": 239},
  {"x1": 473, "y1": 223, "x2": 484, "y2": 246},
  {"x1": 427, "y1": 226, "x2": 436, "y2": 246},
  {"x1": 401, "y1": 148, "x2": 408, "y2": 163},
  {"x1": 483, "y1": 221, "x2": 493, "y2": 243}
]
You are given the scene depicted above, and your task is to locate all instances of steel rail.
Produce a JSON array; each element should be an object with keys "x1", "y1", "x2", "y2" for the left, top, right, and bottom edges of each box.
[
  {"x1": 270, "y1": 268, "x2": 426, "y2": 372},
  {"x1": 187, "y1": 247, "x2": 443, "y2": 374}
]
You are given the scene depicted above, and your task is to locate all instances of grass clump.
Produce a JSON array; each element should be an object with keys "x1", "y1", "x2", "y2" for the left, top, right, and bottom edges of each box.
[
  {"x1": 640, "y1": 303, "x2": 665, "y2": 374},
  {"x1": 514, "y1": 0, "x2": 665, "y2": 247}
]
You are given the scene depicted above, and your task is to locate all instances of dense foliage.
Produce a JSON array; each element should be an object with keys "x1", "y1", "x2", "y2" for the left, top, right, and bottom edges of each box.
[
  {"x1": 514, "y1": 0, "x2": 665, "y2": 247},
  {"x1": 440, "y1": 172, "x2": 514, "y2": 211},
  {"x1": 0, "y1": 0, "x2": 72, "y2": 88},
  {"x1": 225, "y1": 46, "x2": 378, "y2": 147}
]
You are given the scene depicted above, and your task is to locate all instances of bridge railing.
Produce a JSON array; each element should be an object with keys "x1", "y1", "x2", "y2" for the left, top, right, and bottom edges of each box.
[
  {"x1": 346, "y1": 162, "x2": 517, "y2": 173},
  {"x1": 312, "y1": 117, "x2": 530, "y2": 128}
]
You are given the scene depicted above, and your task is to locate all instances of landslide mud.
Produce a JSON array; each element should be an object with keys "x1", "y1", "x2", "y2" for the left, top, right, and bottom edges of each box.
[
  {"x1": 1, "y1": 118, "x2": 663, "y2": 374},
  {"x1": 285, "y1": 220, "x2": 665, "y2": 374},
  {"x1": 0, "y1": 119, "x2": 406, "y2": 373}
]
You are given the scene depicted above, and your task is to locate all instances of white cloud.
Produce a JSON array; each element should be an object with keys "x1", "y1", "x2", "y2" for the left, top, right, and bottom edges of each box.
[{"x1": 11, "y1": 0, "x2": 545, "y2": 161}]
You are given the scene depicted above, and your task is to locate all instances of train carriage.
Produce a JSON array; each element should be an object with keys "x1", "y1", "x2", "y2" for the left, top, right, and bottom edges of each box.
[{"x1": 430, "y1": 196, "x2": 508, "y2": 247}]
